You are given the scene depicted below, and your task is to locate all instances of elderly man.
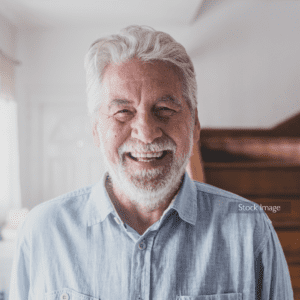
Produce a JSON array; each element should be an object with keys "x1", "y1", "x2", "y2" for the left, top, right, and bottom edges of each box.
[{"x1": 10, "y1": 26, "x2": 293, "y2": 300}]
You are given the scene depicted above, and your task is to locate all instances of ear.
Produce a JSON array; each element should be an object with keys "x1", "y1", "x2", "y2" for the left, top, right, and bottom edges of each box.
[
  {"x1": 193, "y1": 108, "x2": 201, "y2": 144},
  {"x1": 92, "y1": 120, "x2": 100, "y2": 148}
]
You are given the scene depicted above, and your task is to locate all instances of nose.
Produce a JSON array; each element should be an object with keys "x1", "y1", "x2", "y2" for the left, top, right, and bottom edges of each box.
[{"x1": 130, "y1": 111, "x2": 162, "y2": 144}]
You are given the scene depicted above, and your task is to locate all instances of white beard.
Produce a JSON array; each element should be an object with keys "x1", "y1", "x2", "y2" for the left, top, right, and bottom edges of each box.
[{"x1": 98, "y1": 128, "x2": 193, "y2": 210}]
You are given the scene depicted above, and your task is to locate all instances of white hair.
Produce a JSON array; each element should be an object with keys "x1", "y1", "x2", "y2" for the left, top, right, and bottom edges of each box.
[{"x1": 84, "y1": 25, "x2": 197, "y2": 119}]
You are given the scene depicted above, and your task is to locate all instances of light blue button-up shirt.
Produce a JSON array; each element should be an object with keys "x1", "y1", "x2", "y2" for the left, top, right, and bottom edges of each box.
[{"x1": 10, "y1": 173, "x2": 293, "y2": 300}]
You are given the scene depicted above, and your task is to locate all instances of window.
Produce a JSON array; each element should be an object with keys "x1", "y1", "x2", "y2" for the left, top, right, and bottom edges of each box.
[{"x1": 0, "y1": 51, "x2": 21, "y2": 225}]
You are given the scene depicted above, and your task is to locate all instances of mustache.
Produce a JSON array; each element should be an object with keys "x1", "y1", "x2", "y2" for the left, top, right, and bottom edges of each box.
[{"x1": 118, "y1": 137, "x2": 176, "y2": 155}]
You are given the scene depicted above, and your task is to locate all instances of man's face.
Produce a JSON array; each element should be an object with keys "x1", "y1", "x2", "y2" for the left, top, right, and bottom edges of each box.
[{"x1": 93, "y1": 58, "x2": 199, "y2": 207}]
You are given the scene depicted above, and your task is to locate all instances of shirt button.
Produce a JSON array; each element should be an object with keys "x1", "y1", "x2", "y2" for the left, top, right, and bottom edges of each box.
[
  {"x1": 138, "y1": 241, "x2": 146, "y2": 250},
  {"x1": 60, "y1": 293, "x2": 69, "y2": 300},
  {"x1": 114, "y1": 217, "x2": 121, "y2": 225}
]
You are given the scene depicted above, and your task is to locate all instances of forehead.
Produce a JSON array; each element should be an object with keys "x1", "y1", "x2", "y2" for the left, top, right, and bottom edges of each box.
[{"x1": 101, "y1": 58, "x2": 183, "y2": 99}]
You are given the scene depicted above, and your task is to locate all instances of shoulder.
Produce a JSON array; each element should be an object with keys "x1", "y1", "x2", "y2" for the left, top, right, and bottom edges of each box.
[
  {"x1": 193, "y1": 180, "x2": 252, "y2": 203},
  {"x1": 193, "y1": 180, "x2": 271, "y2": 216},
  {"x1": 30, "y1": 184, "x2": 93, "y2": 219},
  {"x1": 192, "y1": 180, "x2": 273, "y2": 252},
  {"x1": 18, "y1": 184, "x2": 95, "y2": 242}
]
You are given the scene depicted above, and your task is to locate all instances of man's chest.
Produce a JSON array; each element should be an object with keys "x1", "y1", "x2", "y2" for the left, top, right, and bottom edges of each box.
[{"x1": 31, "y1": 218, "x2": 253, "y2": 300}]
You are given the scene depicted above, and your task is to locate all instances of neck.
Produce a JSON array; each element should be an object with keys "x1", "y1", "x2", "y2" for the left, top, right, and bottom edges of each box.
[{"x1": 105, "y1": 174, "x2": 183, "y2": 235}]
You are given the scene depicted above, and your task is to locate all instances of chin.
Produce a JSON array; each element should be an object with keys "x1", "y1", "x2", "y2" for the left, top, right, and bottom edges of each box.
[{"x1": 107, "y1": 154, "x2": 189, "y2": 210}]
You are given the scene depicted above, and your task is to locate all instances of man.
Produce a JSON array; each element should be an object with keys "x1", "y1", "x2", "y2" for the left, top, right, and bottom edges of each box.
[{"x1": 10, "y1": 25, "x2": 293, "y2": 300}]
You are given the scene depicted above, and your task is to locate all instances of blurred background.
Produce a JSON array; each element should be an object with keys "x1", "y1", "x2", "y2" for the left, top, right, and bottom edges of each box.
[{"x1": 0, "y1": 0, "x2": 300, "y2": 297}]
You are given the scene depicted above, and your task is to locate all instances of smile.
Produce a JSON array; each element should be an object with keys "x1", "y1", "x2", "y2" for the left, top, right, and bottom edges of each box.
[{"x1": 127, "y1": 151, "x2": 169, "y2": 162}]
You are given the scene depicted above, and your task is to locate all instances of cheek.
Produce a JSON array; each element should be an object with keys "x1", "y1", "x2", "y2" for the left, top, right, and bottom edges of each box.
[
  {"x1": 169, "y1": 120, "x2": 194, "y2": 156},
  {"x1": 98, "y1": 116, "x2": 115, "y2": 140},
  {"x1": 98, "y1": 118, "x2": 130, "y2": 155},
  {"x1": 169, "y1": 116, "x2": 193, "y2": 141}
]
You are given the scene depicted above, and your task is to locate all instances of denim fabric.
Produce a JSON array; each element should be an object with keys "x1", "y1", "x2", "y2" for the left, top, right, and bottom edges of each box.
[{"x1": 9, "y1": 173, "x2": 293, "y2": 300}]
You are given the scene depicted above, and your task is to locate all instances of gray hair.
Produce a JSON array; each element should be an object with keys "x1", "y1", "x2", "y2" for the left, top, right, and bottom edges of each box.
[{"x1": 84, "y1": 25, "x2": 197, "y2": 119}]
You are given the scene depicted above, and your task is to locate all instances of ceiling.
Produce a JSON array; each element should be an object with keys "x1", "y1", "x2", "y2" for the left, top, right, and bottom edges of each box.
[{"x1": 0, "y1": 0, "x2": 202, "y2": 28}]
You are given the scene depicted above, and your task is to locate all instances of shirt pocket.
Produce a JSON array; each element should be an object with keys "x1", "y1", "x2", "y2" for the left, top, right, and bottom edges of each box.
[
  {"x1": 45, "y1": 288, "x2": 99, "y2": 300},
  {"x1": 176, "y1": 293, "x2": 242, "y2": 300}
]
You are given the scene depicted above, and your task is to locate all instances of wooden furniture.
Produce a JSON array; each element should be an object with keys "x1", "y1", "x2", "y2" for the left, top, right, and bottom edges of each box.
[{"x1": 200, "y1": 113, "x2": 300, "y2": 297}]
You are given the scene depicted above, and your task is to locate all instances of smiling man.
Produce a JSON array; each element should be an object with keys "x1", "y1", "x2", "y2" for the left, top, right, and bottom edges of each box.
[
  {"x1": 92, "y1": 58, "x2": 199, "y2": 234},
  {"x1": 10, "y1": 26, "x2": 293, "y2": 300}
]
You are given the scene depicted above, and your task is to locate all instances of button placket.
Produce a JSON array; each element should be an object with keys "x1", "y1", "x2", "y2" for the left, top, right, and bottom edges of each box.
[{"x1": 138, "y1": 240, "x2": 146, "y2": 250}]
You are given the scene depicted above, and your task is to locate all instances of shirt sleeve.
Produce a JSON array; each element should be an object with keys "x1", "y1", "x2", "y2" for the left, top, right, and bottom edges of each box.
[
  {"x1": 254, "y1": 219, "x2": 294, "y2": 300},
  {"x1": 9, "y1": 226, "x2": 30, "y2": 300}
]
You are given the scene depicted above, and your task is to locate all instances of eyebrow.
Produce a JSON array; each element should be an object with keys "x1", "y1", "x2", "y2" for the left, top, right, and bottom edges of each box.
[
  {"x1": 108, "y1": 95, "x2": 182, "y2": 110},
  {"x1": 108, "y1": 99, "x2": 133, "y2": 111},
  {"x1": 157, "y1": 95, "x2": 182, "y2": 108}
]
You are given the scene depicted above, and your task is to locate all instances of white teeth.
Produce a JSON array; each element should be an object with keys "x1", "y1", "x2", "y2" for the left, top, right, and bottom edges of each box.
[{"x1": 130, "y1": 151, "x2": 164, "y2": 158}]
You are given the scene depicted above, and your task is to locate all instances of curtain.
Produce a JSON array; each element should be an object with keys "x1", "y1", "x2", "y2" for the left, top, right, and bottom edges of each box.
[{"x1": 0, "y1": 51, "x2": 21, "y2": 225}]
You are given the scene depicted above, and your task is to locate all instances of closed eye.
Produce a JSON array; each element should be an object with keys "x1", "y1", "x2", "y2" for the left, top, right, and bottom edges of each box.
[
  {"x1": 114, "y1": 109, "x2": 134, "y2": 122},
  {"x1": 155, "y1": 107, "x2": 176, "y2": 117},
  {"x1": 117, "y1": 109, "x2": 131, "y2": 113}
]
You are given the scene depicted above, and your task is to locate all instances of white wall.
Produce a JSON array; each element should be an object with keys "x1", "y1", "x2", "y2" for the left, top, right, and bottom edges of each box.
[
  {"x1": 0, "y1": 13, "x2": 17, "y2": 57},
  {"x1": 187, "y1": 1, "x2": 300, "y2": 128}
]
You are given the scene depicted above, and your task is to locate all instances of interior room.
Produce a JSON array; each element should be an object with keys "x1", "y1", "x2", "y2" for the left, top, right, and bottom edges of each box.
[{"x1": 0, "y1": 0, "x2": 299, "y2": 298}]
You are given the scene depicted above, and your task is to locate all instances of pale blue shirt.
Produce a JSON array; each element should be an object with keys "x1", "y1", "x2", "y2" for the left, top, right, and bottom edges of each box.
[{"x1": 10, "y1": 173, "x2": 293, "y2": 300}]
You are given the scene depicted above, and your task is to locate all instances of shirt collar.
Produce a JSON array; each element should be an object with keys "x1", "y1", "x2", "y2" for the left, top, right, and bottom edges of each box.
[
  {"x1": 86, "y1": 173, "x2": 115, "y2": 227},
  {"x1": 170, "y1": 172, "x2": 197, "y2": 225},
  {"x1": 86, "y1": 172, "x2": 197, "y2": 227}
]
